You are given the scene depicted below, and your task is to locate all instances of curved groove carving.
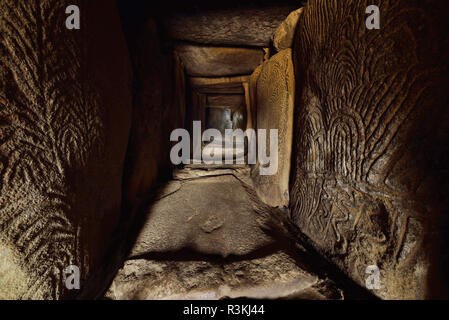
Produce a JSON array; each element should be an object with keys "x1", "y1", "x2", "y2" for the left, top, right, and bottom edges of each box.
[
  {"x1": 291, "y1": 0, "x2": 449, "y2": 298},
  {"x1": 0, "y1": 0, "x2": 131, "y2": 299}
]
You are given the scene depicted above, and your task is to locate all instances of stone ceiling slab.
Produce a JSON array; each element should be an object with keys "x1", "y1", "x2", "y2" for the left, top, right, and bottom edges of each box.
[
  {"x1": 175, "y1": 44, "x2": 264, "y2": 77},
  {"x1": 189, "y1": 76, "x2": 248, "y2": 94},
  {"x1": 207, "y1": 94, "x2": 244, "y2": 108},
  {"x1": 164, "y1": 6, "x2": 298, "y2": 47}
]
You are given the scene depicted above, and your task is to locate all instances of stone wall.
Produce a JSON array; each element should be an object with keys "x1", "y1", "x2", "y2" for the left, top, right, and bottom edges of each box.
[
  {"x1": 290, "y1": 0, "x2": 449, "y2": 299},
  {"x1": 123, "y1": 20, "x2": 186, "y2": 213},
  {"x1": 273, "y1": 7, "x2": 303, "y2": 52},
  {"x1": 251, "y1": 49, "x2": 295, "y2": 208},
  {"x1": 0, "y1": 0, "x2": 132, "y2": 299},
  {"x1": 249, "y1": 65, "x2": 263, "y2": 130}
]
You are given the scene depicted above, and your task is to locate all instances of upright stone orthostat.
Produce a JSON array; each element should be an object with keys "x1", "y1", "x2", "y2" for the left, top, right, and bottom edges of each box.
[
  {"x1": 0, "y1": 0, "x2": 132, "y2": 299},
  {"x1": 291, "y1": 0, "x2": 449, "y2": 299},
  {"x1": 252, "y1": 49, "x2": 295, "y2": 208},
  {"x1": 273, "y1": 7, "x2": 303, "y2": 52},
  {"x1": 124, "y1": 19, "x2": 187, "y2": 213}
]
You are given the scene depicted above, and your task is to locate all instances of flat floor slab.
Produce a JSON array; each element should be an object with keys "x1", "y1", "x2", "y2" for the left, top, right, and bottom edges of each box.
[
  {"x1": 105, "y1": 166, "x2": 343, "y2": 300},
  {"x1": 106, "y1": 251, "x2": 341, "y2": 300},
  {"x1": 130, "y1": 174, "x2": 273, "y2": 258}
]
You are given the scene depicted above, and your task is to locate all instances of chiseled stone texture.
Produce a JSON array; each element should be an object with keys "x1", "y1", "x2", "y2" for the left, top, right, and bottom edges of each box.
[
  {"x1": 273, "y1": 7, "x2": 303, "y2": 51},
  {"x1": 164, "y1": 6, "x2": 297, "y2": 47},
  {"x1": 175, "y1": 44, "x2": 264, "y2": 77},
  {"x1": 105, "y1": 166, "x2": 343, "y2": 300},
  {"x1": 129, "y1": 175, "x2": 275, "y2": 258},
  {"x1": 105, "y1": 252, "x2": 342, "y2": 300},
  {"x1": 189, "y1": 76, "x2": 248, "y2": 95},
  {"x1": 0, "y1": 0, "x2": 132, "y2": 299},
  {"x1": 291, "y1": 0, "x2": 449, "y2": 299},
  {"x1": 249, "y1": 65, "x2": 263, "y2": 130},
  {"x1": 252, "y1": 49, "x2": 295, "y2": 208},
  {"x1": 207, "y1": 94, "x2": 244, "y2": 109}
]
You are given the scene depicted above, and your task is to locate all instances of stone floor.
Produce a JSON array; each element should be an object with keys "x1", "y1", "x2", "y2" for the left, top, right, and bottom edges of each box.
[{"x1": 105, "y1": 165, "x2": 343, "y2": 300}]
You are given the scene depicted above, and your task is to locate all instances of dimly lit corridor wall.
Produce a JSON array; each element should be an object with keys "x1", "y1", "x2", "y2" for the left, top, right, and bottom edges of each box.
[{"x1": 121, "y1": 19, "x2": 186, "y2": 214}]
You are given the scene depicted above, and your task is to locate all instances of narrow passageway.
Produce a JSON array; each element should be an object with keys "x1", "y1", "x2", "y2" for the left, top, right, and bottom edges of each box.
[
  {"x1": 103, "y1": 0, "x2": 368, "y2": 300},
  {"x1": 106, "y1": 0, "x2": 448, "y2": 300},
  {"x1": 106, "y1": 164, "x2": 342, "y2": 299},
  {"x1": 103, "y1": 1, "x2": 318, "y2": 299},
  {"x1": 1, "y1": 0, "x2": 448, "y2": 300}
]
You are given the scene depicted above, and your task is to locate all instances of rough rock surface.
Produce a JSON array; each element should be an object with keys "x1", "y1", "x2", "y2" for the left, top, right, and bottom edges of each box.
[
  {"x1": 129, "y1": 174, "x2": 275, "y2": 258},
  {"x1": 291, "y1": 0, "x2": 449, "y2": 299},
  {"x1": 249, "y1": 65, "x2": 263, "y2": 130},
  {"x1": 105, "y1": 252, "x2": 341, "y2": 300},
  {"x1": 207, "y1": 95, "x2": 244, "y2": 109},
  {"x1": 175, "y1": 44, "x2": 264, "y2": 77},
  {"x1": 252, "y1": 49, "x2": 295, "y2": 208},
  {"x1": 189, "y1": 76, "x2": 248, "y2": 95},
  {"x1": 0, "y1": 0, "x2": 132, "y2": 299},
  {"x1": 105, "y1": 166, "x2": 343, "y2": 300},
  {"x1": 172, "y1": 164, "x2": 249, "y2": 180},
  {"x1": 164, "y1": 6, "x2": 298, "y2": 47},
  {"x1": 123, "y1": 20, "x2": 186, "y2": 212},
  {"x1": 273, "y1": 8, "x2": 303, "y2": 51}
]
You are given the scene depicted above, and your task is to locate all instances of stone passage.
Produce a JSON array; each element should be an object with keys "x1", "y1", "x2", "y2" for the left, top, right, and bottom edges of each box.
[
  {"x1": 1, "y1": 0, "x2": 448, "y2": 300},
  {"x1": 106, "y1": 165, "x2": 342, "y2": 300}
]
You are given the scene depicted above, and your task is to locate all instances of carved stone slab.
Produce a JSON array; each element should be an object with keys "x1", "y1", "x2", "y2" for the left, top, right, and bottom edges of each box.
[
  {"x1": 251, "y1": 49, "x2": 295, "y2": 209},
  {"x1": 273, "y1": 7, "x2": 303, "y2": 51},
  {"x1": 0, "y1": 0, "x2": 132, "y2": 299},
  {"x1": 291, "y1": 0, "x2": 449, "y2": 299}
]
